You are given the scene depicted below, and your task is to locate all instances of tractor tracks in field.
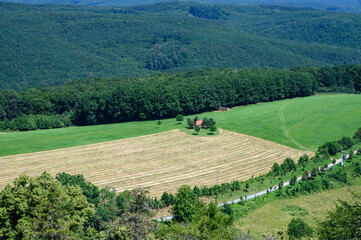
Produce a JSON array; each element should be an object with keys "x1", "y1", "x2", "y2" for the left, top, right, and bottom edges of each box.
[{"x1": 279, "y1": 103, "x2": 308, "y2": 151}]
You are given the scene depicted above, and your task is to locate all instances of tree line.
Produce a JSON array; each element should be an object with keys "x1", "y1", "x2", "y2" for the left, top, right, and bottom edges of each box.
[{"x1": 0, "y1": 64, "x2": 360, "y2": 131}]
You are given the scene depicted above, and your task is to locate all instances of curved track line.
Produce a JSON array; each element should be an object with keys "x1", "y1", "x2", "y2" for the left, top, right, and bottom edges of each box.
[{"x1": 279, "y1": 103, "x2": 307, "y2": 150}]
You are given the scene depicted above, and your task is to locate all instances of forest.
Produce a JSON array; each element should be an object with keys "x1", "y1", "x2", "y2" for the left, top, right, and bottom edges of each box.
[
  {"x1": 0, "y1": 64, "x2": 360, "y2": 131},
  {"x1": 1, "y1": 0, "x2": 361, "y2": 13},
  {"x1": 1, "y1": 2, "x2": 361, "y2": 90}
]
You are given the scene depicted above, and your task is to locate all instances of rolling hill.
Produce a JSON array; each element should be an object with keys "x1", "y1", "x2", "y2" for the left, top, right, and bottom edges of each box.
[
  {"x1": 1, "y1": 0, "x2": 361, "y2": 13},
  {"x1": 1, "y1": 2, "x2": 361, "y2": 90}
]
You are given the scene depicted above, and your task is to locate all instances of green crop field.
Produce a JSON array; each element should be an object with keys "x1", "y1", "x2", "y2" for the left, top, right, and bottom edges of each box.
[{"x1": 1, "y1": 94, "x2": 361, "y2": 157}]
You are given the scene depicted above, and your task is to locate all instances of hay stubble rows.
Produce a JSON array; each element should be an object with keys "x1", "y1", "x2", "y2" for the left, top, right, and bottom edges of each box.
[{"x1": 0, "y1": 129, "x2": 308, "y2": 196}]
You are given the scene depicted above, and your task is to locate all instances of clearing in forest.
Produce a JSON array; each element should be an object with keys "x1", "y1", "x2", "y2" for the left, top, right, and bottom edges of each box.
[{"x1": 0, "y1": 129, "x2": 308, "y2": 196}]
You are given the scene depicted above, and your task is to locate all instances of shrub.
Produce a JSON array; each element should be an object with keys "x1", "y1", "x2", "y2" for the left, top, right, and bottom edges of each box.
[
  {"x1": 337, "y1": 136, "x2": 354, "y2": 149},
  {"x1": 319, "y1": 142, "x2": 342, "y2": 156},
  {"x1": 353, "y1": 127, "x2": 361, "y2": 142},
  {"x1": 287, "y1": 218, "x2": 313, "y2": 239}
]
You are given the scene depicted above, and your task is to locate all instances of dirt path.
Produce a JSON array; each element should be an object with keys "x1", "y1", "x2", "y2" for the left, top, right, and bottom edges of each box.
[{"x1": 279, "y1": 103, "x2": 308, "y2": 150}]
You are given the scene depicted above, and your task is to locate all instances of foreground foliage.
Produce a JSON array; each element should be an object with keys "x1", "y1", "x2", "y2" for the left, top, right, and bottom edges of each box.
[
  {"x1": 318, "y1": 194, "x2": 361, "y2": 240},
  {"x1": 0, "y1": 173, "x2": 95, "y2": 239}
]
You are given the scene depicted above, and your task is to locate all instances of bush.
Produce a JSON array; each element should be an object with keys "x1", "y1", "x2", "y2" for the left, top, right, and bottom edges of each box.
[
  {"x1": 353, "y1": 127, "x2": 361, "y2": 142},
  {"x1": 287, "y1": 218, "x2": 313, "y2": 239},
  {"x1": 319, "y1": 142, "x2": 342, "y2": 156},
  {"x1": 337, "y1": 136, "x2": 354, "y2": 149}
]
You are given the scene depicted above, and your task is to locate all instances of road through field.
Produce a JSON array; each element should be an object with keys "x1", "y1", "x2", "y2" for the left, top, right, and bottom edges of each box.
[
  {"x1": 0, "y1": 129, "x2": 308, "y2": 196},
  {"x1": 158, "y1": 151, "x2": 356, "y2": 221}
]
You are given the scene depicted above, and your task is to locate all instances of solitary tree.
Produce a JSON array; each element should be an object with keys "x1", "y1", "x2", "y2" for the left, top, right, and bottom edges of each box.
[
  {"x1": 209, "y1": 125, "x2": 217, "y2": 134},
  {"x1": 157, "y1": 120, "x2": 161, "y2": 128},
  {"x1": 176, "y1": 114, "x2": 184, "y2": 124},
  {"x1": 194, "y1": 126, "x2": 201, "y2": 135},
  {"x1": 187, "y1": 117, "x2": 193, "y2": 128}
]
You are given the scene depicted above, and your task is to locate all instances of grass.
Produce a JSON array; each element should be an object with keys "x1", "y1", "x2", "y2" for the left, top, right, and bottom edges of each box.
[
  {"x1": 190, "y1": 94, "x2": 361, "y2": 150},
  {"x1": 1, "y1": 94, "x2": 361, "y2": 157},
  {"x1": 237, "y1": 181, "x2": 361, "y2": 238},
  {"x1": 0, "y1": 119, "x2": 177, "y2": 157},
  {"x1": 0, "y1": 129, "x2": 307, "y2": 197}
]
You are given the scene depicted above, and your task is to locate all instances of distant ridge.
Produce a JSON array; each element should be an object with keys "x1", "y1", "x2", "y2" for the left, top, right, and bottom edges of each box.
[
  {"x1": 1, "y1": 0, "x2": 361, "y2": 13},
  {"x1": 1, "y1": 1, "x2": 361, "y2": 90}
]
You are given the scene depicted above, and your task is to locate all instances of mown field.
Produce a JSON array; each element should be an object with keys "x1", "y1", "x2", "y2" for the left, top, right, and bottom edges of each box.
[
  {"x1": 0, "y1": 129, "x2": 307, "y2": 196},
  {"x1": 237, "y1": 182, "x2": 361, "y2": 238},
  {"x1": 1, "y1": 94, "x2": 360, "y2": 157}
]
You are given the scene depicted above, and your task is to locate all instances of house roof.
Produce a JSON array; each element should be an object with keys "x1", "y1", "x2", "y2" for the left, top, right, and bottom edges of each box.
[{"x1": 195, "y1": 120, "x2": 203, "y2": 126}]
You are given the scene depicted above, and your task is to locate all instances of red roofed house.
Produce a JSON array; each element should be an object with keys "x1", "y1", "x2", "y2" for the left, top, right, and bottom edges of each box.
[{"x1": 195, "y1": 120, "x2": 203, "y2": 127}]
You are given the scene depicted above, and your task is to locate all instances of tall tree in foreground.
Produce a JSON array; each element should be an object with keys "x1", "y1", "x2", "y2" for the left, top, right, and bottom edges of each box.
[
  {"x1": 172, "y1": 185, "x2": 201, "y2": 223},
  {"x1": 0, "y1": 173, "x2": 96, "y2": 239},
  {"x1": 106, "y1": 188, "x2": 158, "y2": 240}
]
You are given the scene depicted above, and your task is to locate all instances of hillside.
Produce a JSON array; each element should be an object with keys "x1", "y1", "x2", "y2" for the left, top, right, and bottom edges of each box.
[
  {"x1": 1, "y1": 0, "x2": 361, "y2": 13},
  {"x1": 1, "y1": 2, "x2": 361, "y2": 90},
  {"x1": 1, "y1": 94, "x2": 360, "y2": 157}
]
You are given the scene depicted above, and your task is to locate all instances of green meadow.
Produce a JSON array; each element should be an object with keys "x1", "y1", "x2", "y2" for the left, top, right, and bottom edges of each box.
[
  {"x1": 199, "y1": 94, "x2": 361, "y2": 150},
  {"x1": 1, "y1": 94, "x2": 361, "y2": 157},
  {"x1": 237, "y1": 180, "x2": 361, "y2": 238}
]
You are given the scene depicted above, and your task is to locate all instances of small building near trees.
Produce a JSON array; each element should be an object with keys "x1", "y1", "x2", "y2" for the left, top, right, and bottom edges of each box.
[
  {"x1": 219, "y1": 107, "x2": 230, "y2": 111},
  {"x1": 195, "y1": 120, "x2": 203, "y2": 127}
]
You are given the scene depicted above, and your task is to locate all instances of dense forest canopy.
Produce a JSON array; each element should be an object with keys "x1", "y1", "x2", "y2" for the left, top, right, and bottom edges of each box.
[
  {"x1": 0, "y1": 64, "x2": 360, "y2": 130},
  {"x1": 1, "y1": 0, "x2": 361, "y2": 13},
  {"x1": 1, "y1": 2, "x2": 361, "y2": 90}
]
